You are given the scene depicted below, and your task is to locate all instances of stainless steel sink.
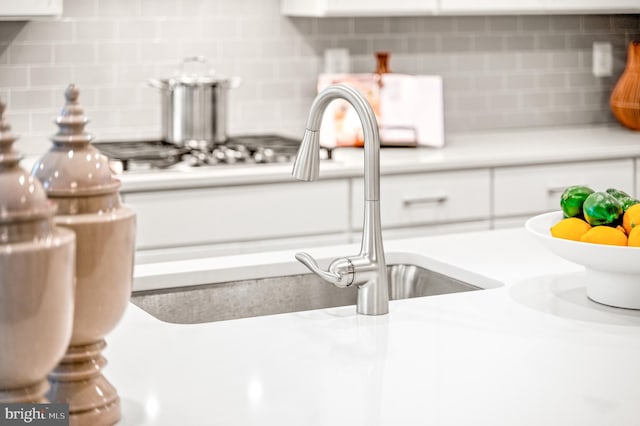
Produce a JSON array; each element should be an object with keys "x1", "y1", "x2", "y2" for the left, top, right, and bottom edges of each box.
[{"x1": 131, "y1": 264, "x2": 483, "y2": 324}]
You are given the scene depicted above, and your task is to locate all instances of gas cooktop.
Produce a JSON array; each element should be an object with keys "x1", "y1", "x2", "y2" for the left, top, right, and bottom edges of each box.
[{"x1": 94, "y1": 134, "x2": 333, "y2": 173}]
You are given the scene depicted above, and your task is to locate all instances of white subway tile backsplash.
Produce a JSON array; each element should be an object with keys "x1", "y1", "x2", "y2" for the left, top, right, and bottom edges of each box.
[
  {"x1": 14, "y1": 22, "x2": 73, "y2": 43},
  {"x1": 506, "y1": 73, "x2": 537, "y2": 90},
  {"x1": 422, "y1": 17, "x2": 455, "y2": 33},
  {"x1": 353, "y1": 18, "x2": 389, "y2": 35},
  {"x1": 139, "y1": 42, "x2": 183, "y2": 63},
  {"x1": 73, "y1": 65, "x2": 116, "y2": 86},
  {"x1": 6, "y1": 111, "x2": 30, "y2": 134},
  {"x1": 98, "y1": 43, "x2": 139, "y2": 64},
  {"x1": 0, "y1": 0, "x2": 636, "y2": 154},
  {"x1": 535, "y1": 34, "x2": 567, "y2": 50},
  {"x1": 63, "y1": 0, "x2": 97, "y2": 18},
  {"x1": 520, "y1": 91, "x2": 551, "y2": 108},
  {"x1": 97, "y1": 0, "x2": 139, "y2": 18},
  {"x1": 506, "y1": 35, "x2": 536, "y2": 51},
  {"x1": 371, "y1": 37, "x2": 407, "y2": 54},
  {"x1": 455, "y1": 16, "x2": 487, "y2": 32},
  {"x1": 549, "y1": 51, "x2": 580, "y2": 69},
  {"x1": 117, "y1": 20, "x2": 157, "y2": 41},
  {"x1": 75, "y1": 21, "x2": 117, "y2": 41},
  {"x1": 29, "y1": 66, "x2": 73, "y2": 87},
  {"x1": 118, "y1": 107, "x2": 158, "y2": 127},
  {"x1": 581, "y1": 15, "x2": 612, "y2": 32},
  {"x1": 180, "y1": 0, "x2": 218, "y2": 17},
  {"x1": 316, "y1": 18, "x2": 352, "y2": 35},
  {"x1": 10, "y1": 89, "x2": 54, "y2": 110},
  {"x1": 54, "y1": 43, "x2": 96, "y2": 64},
  {"x1": 536, "y1": 72, "x2": 568, "y2": 88},
  {"x1": 519, "y1": 52, "x2": 549, "y2": 70},
  {"x1": 453, "y1": 53, "x2": 487, "y2": 72},
  {"x1": 390, "y1": 17, "x2": 423, "y2": 34},
  {"x1": 0, "y1": 45, "x2": 8, "y2": 65},
  {"x1": 473, "y1": 35, "x2": 504, "y2": 52},
  {"x1": 9, "y1": 44, "x2": 52, "y2": 65},
  {"x1": 30, "y1": 111, "x2": 58, "y2": 134},
  {"x1": 520, "y1": 16, "x2": 550, "y2": 32},
  {"x1": 140, "y1": 0, "x2": 181, "y2": 17},
  {"x1": 489, "y1": 92, "x2": 518, "y2": 109},
  {"x1": 0, "y1": 67, "x2": 29, "y2": 88}
]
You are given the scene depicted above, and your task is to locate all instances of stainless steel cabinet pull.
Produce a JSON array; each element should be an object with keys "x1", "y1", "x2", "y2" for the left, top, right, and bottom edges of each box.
[
  {"x1": 403, "y1": 195, "x2": 448, "y2": 207},
  {"x1": 546, "y1": 186, "x2": 567, "y2": 195}
]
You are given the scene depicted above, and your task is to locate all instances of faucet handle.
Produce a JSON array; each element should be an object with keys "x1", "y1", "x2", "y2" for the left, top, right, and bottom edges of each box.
[{"x1": 295, "y1": 252, "x2": 354, "y2": 288}]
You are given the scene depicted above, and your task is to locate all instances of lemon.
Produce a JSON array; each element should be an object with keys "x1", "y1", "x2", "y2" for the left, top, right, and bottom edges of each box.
[
  {"x1": 628, "y1": 226, "x2": 640, "y2": 247},
  {"x1": 550, "y1": 217, "x2": 592, "y2": 241},
  {"x1": 580, "y1": 226, "x2": 628, "y2": 246},
  {"x1": 622, "y1": 203, "x2": 640, "y2": 235}
]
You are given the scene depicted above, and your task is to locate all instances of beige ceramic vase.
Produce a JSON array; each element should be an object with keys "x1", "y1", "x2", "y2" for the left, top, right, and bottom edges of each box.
[
  {"x1": 32, "y1": 85, "x2": 136, "y2": 426},
  {"x1": 0, "y1": 101, "x2": 76, "y2": 403}
]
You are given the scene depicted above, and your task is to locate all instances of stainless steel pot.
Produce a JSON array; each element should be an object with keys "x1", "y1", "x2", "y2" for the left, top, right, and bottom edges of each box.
[{"x1": 149, "y1": 57, "x2": 241, "y2": 145}]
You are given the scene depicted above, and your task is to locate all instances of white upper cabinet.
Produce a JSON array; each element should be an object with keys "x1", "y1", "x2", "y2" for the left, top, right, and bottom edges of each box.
[
  {"x1": 281, "y1": 0, "x2": 640, "y2": 16},
  {"x1": 435, "y1": 0, "x2": 640, "y2": 15},
  {"x1": 281, "y1": 0, "x2": 438, "y2": 17},
  {"x1": 0, "y1": 0, "x2": 62, "y2": 20},
  {"x1": 439, "y1": 0, "x2": 548, "y2": 14},
  {"x1": 547, "y1": 0, "x2": 640, "y2": 12}
]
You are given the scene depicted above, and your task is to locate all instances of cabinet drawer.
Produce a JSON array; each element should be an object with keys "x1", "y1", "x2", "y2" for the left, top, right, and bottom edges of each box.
[
  {"x1": 125, "y1": 180, "x2": 349, "y2": 249},
  {"x1": 493, "y1": 159, "x2": 634, "y2": 217},
  {"x1": 351, "y1": 169, "x2": 491, "y2": 229}
]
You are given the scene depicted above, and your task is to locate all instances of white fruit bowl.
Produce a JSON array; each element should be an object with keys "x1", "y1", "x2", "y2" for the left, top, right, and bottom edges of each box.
[{"x1": 525, "y1": 211, "x2": 640, "y2": 310}]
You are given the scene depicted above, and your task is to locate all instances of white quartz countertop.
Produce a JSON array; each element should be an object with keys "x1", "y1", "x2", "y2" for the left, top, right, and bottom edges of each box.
[
  {"x1": 116, "y1": 125, "x2": 640, "y2": 192},
  {"x1": 106, "y1": 228, "x2": 640, "y2": 425}
]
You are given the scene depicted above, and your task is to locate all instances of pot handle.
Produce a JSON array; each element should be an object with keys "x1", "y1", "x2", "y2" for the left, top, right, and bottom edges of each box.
[
  {"x1": 181, "y1": 56, "x2": 212, "y2": 77},
  {"x1": 228, "y1": 76, "x2": 242, "y2": 89},
  {"x1": 147, "y1": 78, "x2": 167, "y2": 89}
]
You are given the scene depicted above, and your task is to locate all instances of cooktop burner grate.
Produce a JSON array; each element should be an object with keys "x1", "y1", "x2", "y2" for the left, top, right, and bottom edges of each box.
[{"x1": 93, "y1": 135, "x2": 332, "y2": 172}]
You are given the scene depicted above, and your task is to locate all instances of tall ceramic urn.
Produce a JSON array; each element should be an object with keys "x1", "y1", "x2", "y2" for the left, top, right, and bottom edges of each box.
[
  {"x1": 0, "y1": 101, "x2": 76, "y2": 403},
  {"x1": 32, "y1": 85, "x2": 136, "y2": 425}
]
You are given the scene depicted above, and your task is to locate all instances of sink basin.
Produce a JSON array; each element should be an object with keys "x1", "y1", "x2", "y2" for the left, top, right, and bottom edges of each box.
[{"x1": 131, "y1": 264, "x2": 483, "y2": 324}]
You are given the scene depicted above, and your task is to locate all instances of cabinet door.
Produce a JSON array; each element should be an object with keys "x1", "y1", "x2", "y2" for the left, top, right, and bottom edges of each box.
[
  {"x1": 125, "y1": 180, "x2": 350, "y2": 249},
  {"x1": 281, "y1": 0, "x2": 437, "y2": 16},
  {"x1": 493, "y1": 159, "x2": 634, "y2": 218},
  {"x1": 351, "y1": 169, "x2": 491, "y2": 229}
]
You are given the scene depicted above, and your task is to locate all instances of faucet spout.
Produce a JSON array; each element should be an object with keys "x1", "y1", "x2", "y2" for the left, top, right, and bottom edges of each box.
[{"x1": 292, "y1": 84, "x2": 388, "y2": 316}]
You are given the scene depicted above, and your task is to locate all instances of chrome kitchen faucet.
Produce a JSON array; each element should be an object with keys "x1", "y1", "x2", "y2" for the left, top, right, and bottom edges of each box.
[{"x1": 292, "y1": 84, "x2": 389, "y2": 316}]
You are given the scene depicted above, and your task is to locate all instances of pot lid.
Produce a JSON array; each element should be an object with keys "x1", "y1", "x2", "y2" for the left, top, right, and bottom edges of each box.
[
  {"x1": 149, "y1": 56, "x2": 241, "y2": 87},
  {"x1": 0, "y1": 100, "x2": 56, "y2": 225},
  {"x1": 31, "y1": 85, "x2": 121, "y2": 197}
]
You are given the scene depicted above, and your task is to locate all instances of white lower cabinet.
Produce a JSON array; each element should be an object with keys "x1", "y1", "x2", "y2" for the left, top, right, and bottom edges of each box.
[
  {"x1": 125, "y1": 157, "x2": 640, "y2": 254},
  {"x1": 351, "y1": 169, "x2": 492, "y2": 230},
  {"x1": 493, "y1": 159, "x2": 635, "y2": 220},
  {"x1": 124, "y1": 179, "x2": 350, "y2": 250}
]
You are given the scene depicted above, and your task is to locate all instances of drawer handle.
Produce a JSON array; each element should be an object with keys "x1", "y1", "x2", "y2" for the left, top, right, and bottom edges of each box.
[
  {"x1": 547, "y1": 186, "x2": 567, "y2": 195},
  {"x1": 403, "y1": 195, "x2": 448, "y2": 207}
]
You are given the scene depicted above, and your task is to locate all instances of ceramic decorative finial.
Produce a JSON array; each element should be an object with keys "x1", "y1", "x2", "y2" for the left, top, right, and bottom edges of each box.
[
  {"x1": 0, "y1": 100, "x2": 20, "y2": 166},
  {"x1": 52, "y1": 84, "x2": 92, "y2": 145},
  {"x1": 33, "y1": 84, "x2": 117, "y2": 197}
]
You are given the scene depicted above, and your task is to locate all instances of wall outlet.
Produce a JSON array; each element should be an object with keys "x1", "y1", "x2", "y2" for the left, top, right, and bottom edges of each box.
[{"x1": 592, "y1": 42, "x2": 613, "y2": 77}]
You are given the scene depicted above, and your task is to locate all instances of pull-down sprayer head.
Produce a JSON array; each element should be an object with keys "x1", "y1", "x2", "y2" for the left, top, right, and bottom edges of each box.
[{"x1": 292, "y1": 128, "x2": 320, "y2": 181}]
